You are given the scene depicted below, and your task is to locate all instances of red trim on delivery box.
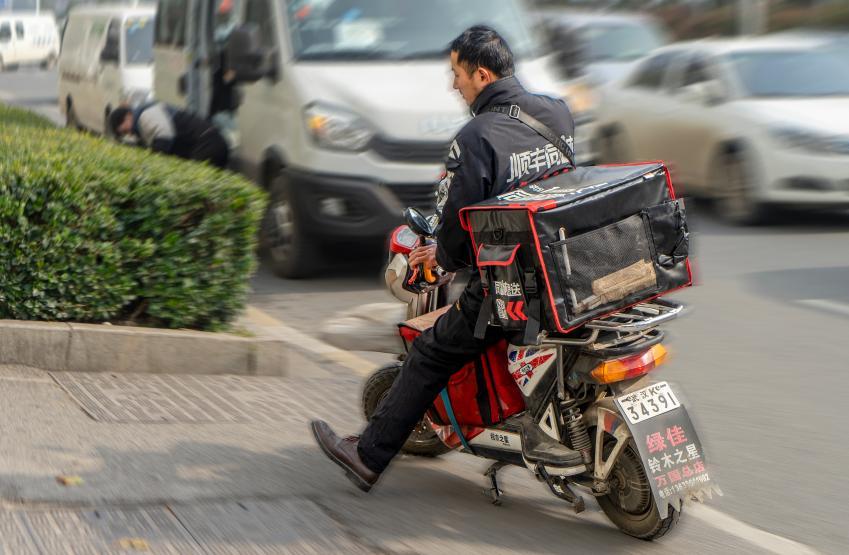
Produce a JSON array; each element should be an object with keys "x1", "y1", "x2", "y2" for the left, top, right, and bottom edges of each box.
[
  {"x1": 527, "y1": 213, "x2": 568, "y2": 332},
  {"x1": 476, "y1": 244, "x2": 521, "y2": 267}
]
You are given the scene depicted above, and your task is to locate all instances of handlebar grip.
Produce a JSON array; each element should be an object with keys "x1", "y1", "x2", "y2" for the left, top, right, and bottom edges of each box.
[{"x1": 423, "y1": 265, "x2": 437, "y2": 284}]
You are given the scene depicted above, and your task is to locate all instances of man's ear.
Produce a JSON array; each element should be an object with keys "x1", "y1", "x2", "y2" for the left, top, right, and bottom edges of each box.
[{"x1": 477, "y1": 67, "x2": 496, "y2": 84}]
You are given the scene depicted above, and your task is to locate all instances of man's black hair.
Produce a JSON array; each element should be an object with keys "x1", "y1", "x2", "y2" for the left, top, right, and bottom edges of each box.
[
  {"x1": 450, "y1": 25, "x2": 515, "y2": 78},
  {"x1": 108, "y1": 106, "x2": 132, "y2": 136}
]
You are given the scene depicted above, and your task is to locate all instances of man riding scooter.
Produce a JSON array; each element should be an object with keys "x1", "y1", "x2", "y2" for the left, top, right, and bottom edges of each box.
[{"x1": 311, "y1": 25, "x2": 576, "y2": 492}]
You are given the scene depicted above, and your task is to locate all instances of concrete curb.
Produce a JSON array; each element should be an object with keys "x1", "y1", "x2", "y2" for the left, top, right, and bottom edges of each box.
[{"x1": 0, "y1": 320, "x2": 287, "y2": 376}]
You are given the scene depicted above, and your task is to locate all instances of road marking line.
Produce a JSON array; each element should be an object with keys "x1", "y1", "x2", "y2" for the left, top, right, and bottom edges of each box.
[
  {"x1": 797, "y1": 299, "x2": 849, "y2": 319},
  {"x1": 243, "y1": 308, "x2": 821, "y2": 554},
  {"x1": 242, "y1": 305, "x2": 376, "y2": 376},
  {"x1": 689, "y1": 504, "x2": 820, "y2": 555}
]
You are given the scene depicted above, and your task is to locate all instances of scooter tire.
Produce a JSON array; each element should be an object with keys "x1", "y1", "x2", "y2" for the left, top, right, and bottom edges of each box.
[
  {"x1": 597, "y1": 439, "x2": 680, "y2": 540},
  {"x1": 362, "y1": 362, "x2": 450, "y2": 457}
]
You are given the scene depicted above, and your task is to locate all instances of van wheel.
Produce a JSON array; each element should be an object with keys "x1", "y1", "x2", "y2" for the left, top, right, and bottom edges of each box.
[
  {"x1": 41, "y1": 53, "x2": 56, "y2": 70},
  {"x1": 104, "y1": 109, "x2": 114, "y2": 139},
  {"x1": 261, "y1": 171, "x2": 321, "y2": 279},
  {"x1": 0, "y1": 56, "x2": 5, "y2": 72},
  {"x1": 66, "y1": 100, "x2": 82, "y2": 130}
]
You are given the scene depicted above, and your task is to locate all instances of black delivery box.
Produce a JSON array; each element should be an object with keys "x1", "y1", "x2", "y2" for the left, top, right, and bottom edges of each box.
[{"x1": 460, "y1": 162, "x2": 691, "y2": 338}]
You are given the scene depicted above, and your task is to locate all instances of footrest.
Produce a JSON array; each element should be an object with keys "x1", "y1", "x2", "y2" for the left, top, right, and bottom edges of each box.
[{"x1": 518, "y1": 415, "x2": 583, "y2": 467}]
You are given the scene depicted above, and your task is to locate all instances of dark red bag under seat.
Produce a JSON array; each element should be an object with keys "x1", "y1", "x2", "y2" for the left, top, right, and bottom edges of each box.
[{"x1": 399, "y1": 309, "x2": 525, "y2": 427}]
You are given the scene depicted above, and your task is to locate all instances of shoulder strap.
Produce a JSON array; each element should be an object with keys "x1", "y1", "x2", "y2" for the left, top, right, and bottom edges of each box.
[{"x1": 488, "y1": 104, "x2": 575, "y2": 168}]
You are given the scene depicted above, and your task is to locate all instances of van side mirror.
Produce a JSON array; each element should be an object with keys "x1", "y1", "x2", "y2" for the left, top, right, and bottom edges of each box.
[
  {"x1": 226, "y1": 24, "x2": 275, "y2": 83},
  {"x1": 549, "y1": 28, "x2": 584, "y2": 77},
  {"x1": 100, "y1": 47, "x2": 119, "y2": 63}
]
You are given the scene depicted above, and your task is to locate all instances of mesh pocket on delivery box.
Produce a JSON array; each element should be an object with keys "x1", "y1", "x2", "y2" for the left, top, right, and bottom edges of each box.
[{"x1": 552, "y1": 213, "x2": 658, "y2": 316}]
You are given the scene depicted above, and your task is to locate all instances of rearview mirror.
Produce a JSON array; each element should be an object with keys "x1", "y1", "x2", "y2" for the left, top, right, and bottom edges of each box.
[
  {"x1": 226, "y1": 24, "x2": 275, "y2": 83},
  {"x1": 404, "y1": 207, "x2": 433, "y2": 237}
]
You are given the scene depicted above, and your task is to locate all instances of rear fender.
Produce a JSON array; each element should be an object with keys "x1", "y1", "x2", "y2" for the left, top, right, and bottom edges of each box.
[
  {"x1": 583, "y1": 398, "x2": 632, "y2": 482},
  {"x1": 587, "y1": 380, "x2": 719, "y2": 519}
]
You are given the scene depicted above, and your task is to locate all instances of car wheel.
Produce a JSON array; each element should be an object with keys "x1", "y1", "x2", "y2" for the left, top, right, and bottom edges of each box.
[
  {"x1": 601, "y1": 127, "x2": 630, "y2": 163},
  {"x1": 714, "y1": 150, "x2": 767, "y2": 225},
  {"x1": 40, "y1": 53, "x2": 56, "y2": 70},
  {"x1": 260, "y1": 171, "x2": 322, "y2": 279}
]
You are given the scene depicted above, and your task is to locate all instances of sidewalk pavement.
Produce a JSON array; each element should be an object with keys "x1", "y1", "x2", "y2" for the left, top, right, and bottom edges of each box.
[{"x1": 0, "y1": 360, "x2": 778, "y2": 555}]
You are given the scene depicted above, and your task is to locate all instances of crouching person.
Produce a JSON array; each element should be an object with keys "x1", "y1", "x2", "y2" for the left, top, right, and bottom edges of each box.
[{"x1": 109, "y1": 103, "x2": 229, "y2": 169}]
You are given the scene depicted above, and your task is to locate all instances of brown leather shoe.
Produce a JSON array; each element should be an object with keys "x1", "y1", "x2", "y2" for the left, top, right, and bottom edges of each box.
[{"x1": 310, "y1": 420, "x2": 379, "y2": 492}]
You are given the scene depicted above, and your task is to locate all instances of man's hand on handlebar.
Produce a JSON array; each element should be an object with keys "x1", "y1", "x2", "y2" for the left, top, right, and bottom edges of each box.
[{"x1": 409, "y1": 244, "x2": 438, "y2": 270}]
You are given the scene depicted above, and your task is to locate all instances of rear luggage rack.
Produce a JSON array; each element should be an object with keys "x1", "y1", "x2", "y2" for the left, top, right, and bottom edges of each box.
[
  {"x1": 539, "y1": 299, "x2": 684, "y2": 347},
  {"x1": 585, "y1": 299, "x2": 685, "y2": 333}
]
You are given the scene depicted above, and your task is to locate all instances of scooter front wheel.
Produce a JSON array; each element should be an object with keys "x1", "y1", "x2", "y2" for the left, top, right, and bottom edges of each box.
[
  {"x1": 362, "y1": 363, "x2": 450, "y2": 457},
  {"x1": 597, "y1": 439, "x2": 680, "y2": 540}
]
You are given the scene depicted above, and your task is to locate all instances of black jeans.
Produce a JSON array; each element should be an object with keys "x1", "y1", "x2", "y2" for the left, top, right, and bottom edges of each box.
[{"x1": 358, "y1": 277, "x2": 500, "y2": 474}]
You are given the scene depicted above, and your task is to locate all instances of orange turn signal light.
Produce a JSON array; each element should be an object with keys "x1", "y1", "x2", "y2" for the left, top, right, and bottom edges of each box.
[{"x1": 590, "y1": 344, "x2": 668, "y2": 384}]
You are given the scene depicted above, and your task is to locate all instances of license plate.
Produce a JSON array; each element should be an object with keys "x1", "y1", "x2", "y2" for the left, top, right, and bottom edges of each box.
[{"x1": 616, "y1": 381, "x2": 681, "y2": 424}]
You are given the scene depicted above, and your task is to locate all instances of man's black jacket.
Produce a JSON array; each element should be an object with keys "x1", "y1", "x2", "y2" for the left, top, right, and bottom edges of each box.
[{"x1": 435, "y1": 76, "x2": 575, "y2": 272}]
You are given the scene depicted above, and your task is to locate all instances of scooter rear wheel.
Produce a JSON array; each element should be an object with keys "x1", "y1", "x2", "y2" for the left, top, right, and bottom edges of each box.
[
  {"x1": 597, "y1": 439, "x2": 680, "y2": 540},
  {"x1": 362, "y1": 363, "x2": 450, "y2": 457}
]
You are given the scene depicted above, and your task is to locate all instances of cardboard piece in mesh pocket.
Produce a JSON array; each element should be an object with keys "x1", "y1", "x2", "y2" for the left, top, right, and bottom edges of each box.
[{"x1": 461, "y1": 162, "x2": 692, "y2": 337}]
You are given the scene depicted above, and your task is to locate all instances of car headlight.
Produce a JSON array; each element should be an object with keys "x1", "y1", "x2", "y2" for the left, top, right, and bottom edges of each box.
[
  {"x1": 303, "y1": 102, "x2": 375, "y2": 152},
  {"x1": 561, "y1": 80, "x2": 598, "y2": 124},
  {"x1": 771, "y1": 126, "x2": 849, "y2": 156}
]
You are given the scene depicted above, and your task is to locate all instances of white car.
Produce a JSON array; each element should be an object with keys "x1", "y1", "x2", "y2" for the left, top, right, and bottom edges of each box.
[
  {"x1": 0, "y1": 13, "x2": 60, "y2": 71},
  {"x1": 535, "y1": 11, "x2": 670, "y2": 166},
  {"x1": 595, "y1": 37, "x2": 849, "y2": 223},
  {"x1": 58, "y1": 5, "x2": 155, "y2": 134},
  {"x1": 539, "y1": 10, "x2": 669, "y2": 85}
]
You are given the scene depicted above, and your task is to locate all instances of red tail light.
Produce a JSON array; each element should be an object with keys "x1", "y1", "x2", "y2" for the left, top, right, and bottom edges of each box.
[{"x1": 590, "y1": 345, "x2": 668, "y2": 384}]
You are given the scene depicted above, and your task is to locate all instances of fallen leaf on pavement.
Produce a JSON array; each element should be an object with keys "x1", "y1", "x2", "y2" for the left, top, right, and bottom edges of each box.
[
  {"x1": 118, "y1": 538, "x2": 150, "y2": 551},
  {"x1": 55, "y1": 475, "x2": 83, "y2": 486}
]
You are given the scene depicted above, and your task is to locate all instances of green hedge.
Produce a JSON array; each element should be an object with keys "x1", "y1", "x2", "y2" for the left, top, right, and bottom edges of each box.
[
  {"x1": 0, "y1": 104, "x2": 266, "y2": 331},
  {"x1": 0, "y1": 104, "x2": 56, "y2": 129}
]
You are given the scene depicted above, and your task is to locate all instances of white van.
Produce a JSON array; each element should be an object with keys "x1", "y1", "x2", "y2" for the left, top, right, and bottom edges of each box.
[
  {"x1": 58, "y1": 5, "x2": 155, "y2": 133},
  {"x1": 0, "y1": 13, "x2": 60, "y2": 71},
  {"x1": 154, "y1": 0, "x2": 566, "y2": 277}
]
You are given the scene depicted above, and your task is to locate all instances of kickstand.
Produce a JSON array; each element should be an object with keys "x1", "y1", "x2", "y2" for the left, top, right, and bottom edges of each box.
[
  {"x1": 483, "y1": 461, "x2": 508, "y2": 506},
  {"x1": 536, "y1": 464, "x2": 586, "y2": 514}
]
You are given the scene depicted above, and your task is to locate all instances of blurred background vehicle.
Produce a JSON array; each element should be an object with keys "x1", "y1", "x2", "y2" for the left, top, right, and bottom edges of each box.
[
  {"x1": 58, "y1": 4, "x2": 155, "y2": 133},
  {"x1": 538, "y1": 10, "x2": 670, "y2": 86},
  {"x1": 153, "y1": 0, "x2": 577, "y2": 279},
  {"x1": 535, "y1": 9, "x2": 671, "y2": 167},
  {"x1": 0, "y1": 11, "x2": 59, "y2": 71},
  {"x1": 594, "y1": 35, "x2": 849, "y2": 224}
]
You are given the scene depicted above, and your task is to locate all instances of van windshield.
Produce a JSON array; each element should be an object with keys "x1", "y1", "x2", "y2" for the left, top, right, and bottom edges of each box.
[
  {"x1": 286, "y1": 0, "x2": 539, "y2": 61},
  {"x1": 124, "y1": 16, "x2": 154, "y2": 65}
]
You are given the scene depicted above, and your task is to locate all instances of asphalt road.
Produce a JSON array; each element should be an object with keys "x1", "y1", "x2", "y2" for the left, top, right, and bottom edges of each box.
[{"x1": 3, "y1": 69, "x2": 849, "y2": 553}]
